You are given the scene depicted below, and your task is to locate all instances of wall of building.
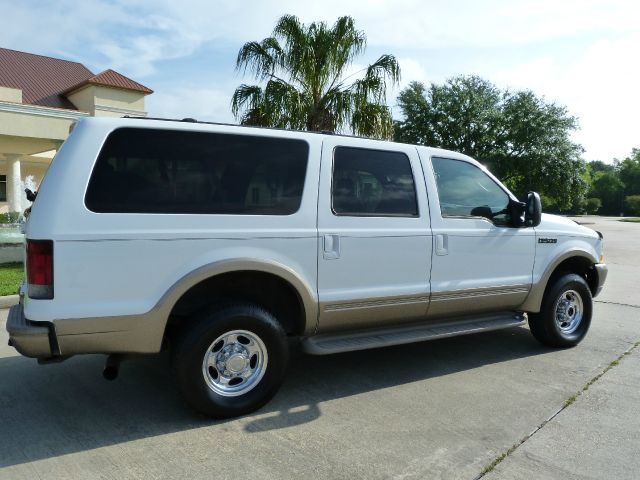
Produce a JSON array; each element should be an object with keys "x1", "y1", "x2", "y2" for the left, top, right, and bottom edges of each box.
[
  {"x1": 0, "y1": 107, "x2": 80, "y2": 144},
  {"x1": 95, "y1": 86, "x2": 146, "y2": 112},
  {"x1": 67, "y1": 85, "x2": 146, "y2": 117},
  {"x1": 0, "y1": 87, "x2": 22, "y2": 103},
  {"x1": 65, "y1": 86, "x2": 96, "y2": 115}
]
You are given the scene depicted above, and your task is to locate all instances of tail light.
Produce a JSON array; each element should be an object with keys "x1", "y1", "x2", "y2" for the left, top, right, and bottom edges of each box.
[{"x1": 26, "y1": 240, "x2": 53, "y2": 299}]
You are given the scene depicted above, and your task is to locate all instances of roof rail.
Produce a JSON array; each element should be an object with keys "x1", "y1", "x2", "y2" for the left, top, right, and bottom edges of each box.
[{"x1": 119, "y1": 116, "x2": 389, "y2": 142}]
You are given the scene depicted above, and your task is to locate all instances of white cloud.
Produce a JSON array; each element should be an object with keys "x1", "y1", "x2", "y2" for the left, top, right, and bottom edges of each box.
[
  {"x1": 397, "y1": 58, "x2": 430, "y2": 88},
  {"x1": 146, "y1": 86, "x2": 235, "y2": 123},
  {"x1": 2, "y1": 0, "x2": 638, "y2": 159},
  {"x1": 492, "y1": 32, "x2": 640, "y2": 161},
  {"x1": 5, "y1": 1, "x2": 639, "y2": 74}
]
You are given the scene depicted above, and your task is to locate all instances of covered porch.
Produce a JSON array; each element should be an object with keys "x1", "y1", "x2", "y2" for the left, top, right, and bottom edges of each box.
[{"x1": 0, "y1": 100, "x2": 87, "y2": 214}]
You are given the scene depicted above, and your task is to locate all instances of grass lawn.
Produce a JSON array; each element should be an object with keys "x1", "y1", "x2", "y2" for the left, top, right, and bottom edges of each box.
[
  {"x1": 0, "y1": 262, "x2": 23, "y2": 296},
  {"x1": 620, "y1": 218, "x2": 640, "y2": 223}
]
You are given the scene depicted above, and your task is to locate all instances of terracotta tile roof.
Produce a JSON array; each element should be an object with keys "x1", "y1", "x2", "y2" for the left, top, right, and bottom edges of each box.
[
  {"x1": 0, "y1": 48, "x2": 152, "y2": 110},
  {"x1": 0, "y1": 48, "x2": 93, "y2": 109},
  {"x1": 65, "y1": 69, "x2": 153, "y2": 95}
]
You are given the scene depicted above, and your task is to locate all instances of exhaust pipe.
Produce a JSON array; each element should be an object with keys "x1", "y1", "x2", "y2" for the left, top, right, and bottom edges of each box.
[{"x1": 103, "y1": 354, "x2": 122, "y2": 381}]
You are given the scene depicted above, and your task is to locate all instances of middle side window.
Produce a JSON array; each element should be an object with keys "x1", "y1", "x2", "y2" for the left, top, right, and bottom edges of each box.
[{"x1": 332, "y1": 147, "x2": 418, "y2": 217}]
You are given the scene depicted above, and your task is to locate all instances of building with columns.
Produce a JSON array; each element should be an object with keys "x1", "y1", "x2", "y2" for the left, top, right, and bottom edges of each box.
[{"x1": 0, "y1": 48, "x2": 153, "y2": 214}]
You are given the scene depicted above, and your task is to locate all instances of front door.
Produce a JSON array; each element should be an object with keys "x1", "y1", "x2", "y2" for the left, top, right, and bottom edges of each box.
[
  {"x1": 421, "y1": 155, "x2": 535, "y2": 318},
  {"x1": 316, "y1": 140, "x2": 432, "y2": 333}
]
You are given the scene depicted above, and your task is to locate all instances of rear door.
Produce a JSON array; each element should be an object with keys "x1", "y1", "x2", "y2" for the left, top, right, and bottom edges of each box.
[{"x1": 316, "y1": 139, "x2": 432, "y2": 333}]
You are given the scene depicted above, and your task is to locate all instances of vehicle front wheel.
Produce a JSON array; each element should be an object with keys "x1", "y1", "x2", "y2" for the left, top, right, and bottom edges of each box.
[
  {"x1": 172, "y1": 303, "x2": 288, "y2": 418},
  {"x1": 528, "y1": 273, "x2": 593, "y2": 348}
]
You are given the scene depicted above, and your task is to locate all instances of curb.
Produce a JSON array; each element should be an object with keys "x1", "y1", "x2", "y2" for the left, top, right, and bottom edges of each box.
[{"x1": 0, "y1": 295, "x2": 19, "y2": 309}]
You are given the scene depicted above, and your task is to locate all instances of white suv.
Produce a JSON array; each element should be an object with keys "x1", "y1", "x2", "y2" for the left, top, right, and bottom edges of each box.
[{"x1": 7, "y1": 117, "x2": 607, "y2": 417}]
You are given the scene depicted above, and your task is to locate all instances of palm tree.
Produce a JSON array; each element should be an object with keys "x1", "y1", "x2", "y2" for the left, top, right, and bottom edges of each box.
[{"x1": 231, "y1": 15, "x2": 400, "y2": 139}]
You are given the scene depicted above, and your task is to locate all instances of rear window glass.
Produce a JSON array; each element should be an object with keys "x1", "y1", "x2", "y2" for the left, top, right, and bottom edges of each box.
[{"x1": 85, "y1": 128, "x2": 309, "y2": 215}]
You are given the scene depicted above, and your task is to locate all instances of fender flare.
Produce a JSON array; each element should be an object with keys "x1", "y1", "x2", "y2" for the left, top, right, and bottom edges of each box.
[{"x1": 520, "y1": 248, "x2": 598, "y2": 313}]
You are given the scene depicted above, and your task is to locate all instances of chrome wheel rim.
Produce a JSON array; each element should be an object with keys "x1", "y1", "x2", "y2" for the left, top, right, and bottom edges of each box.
[
  {"x1": 202, "y1": 330, "x2": 268, "y2": 397},
  {"x1": 554, "y1": 290, "x2": 584, "y2": 334}
]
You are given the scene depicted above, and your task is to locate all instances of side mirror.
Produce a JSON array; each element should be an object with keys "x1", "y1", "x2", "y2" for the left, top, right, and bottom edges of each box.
[{"x1": 525, "y1": 191, "x2": 542, "y2": 227}]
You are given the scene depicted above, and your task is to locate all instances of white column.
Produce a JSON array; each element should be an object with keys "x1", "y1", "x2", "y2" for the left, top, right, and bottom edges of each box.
[{"x1": 5, "y1": 154, "x2": 22, "y2": 213}]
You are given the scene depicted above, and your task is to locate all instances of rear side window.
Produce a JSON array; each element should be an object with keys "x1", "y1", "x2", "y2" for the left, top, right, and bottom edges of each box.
[
  {"x1": 85, "y1": 128, "x2": 309, "y2": 214},
  {"x1": 332, "y1": 147, "x2": 418, "y2": 217}
]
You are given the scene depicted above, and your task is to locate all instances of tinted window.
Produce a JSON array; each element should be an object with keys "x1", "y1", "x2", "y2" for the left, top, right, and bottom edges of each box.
[
  {"x1": 332, "y1": 147, "x2": 418, "y2": 217},
  {"x1": 431, "y1": 157, "x2": 510, "y2": 224},
  {"x1": 85, "y1": 128, "x2": 309, "y2": 214}
]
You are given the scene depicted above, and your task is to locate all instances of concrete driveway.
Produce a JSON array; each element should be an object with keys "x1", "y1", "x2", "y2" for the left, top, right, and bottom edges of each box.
[{"x1": 1, "y1": 217, "x2": 638, "y2": 479}]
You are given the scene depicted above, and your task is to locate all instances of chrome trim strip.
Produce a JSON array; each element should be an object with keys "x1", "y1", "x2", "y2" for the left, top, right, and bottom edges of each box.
[
  {"x1": 324, "y1": 295, "x2": 430, "y2": 311},
  {"x1": 431, "y1": 286, "x2": 530, "y2": 302}
]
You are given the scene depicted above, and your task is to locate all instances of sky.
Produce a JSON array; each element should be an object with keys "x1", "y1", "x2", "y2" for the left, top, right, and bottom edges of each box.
[{"x1": 1, "y1": 0, "x2": 638, "y2": 162}]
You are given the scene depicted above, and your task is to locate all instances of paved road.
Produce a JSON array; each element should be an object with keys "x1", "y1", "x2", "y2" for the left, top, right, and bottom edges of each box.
[{"x1": 1, "y1": 217, "x2": 638, "y2": 479}]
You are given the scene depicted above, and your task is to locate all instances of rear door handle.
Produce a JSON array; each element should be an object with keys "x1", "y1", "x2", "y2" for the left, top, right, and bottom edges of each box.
[
  {"x1": 323, "y1": 234, "x2": 340, "y2": 260},
  {"x1": 435, "y1": 234, "x2": 448, "y2": 255}
]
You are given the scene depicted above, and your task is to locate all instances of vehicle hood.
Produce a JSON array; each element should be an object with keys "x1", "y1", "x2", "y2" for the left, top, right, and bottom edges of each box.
[{"x1": 536, "y1": 213, "x2": 599, "y2": 238}]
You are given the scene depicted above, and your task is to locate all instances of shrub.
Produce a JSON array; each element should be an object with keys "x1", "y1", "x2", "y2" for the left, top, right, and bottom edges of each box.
[
  {"x1": 0, "y1": 212, "x2": 21, "y2": 224},
  {"x1": 585, "y1": 197, "x2": 602, "y2": 214},
  {"x1": 625, "y1": 195, "x2": 640, "y2": 216}
]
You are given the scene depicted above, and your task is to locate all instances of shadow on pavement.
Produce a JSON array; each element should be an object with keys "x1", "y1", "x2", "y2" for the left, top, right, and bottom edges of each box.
[{"x1": 0, "y1": 326, "x2": 549, "y2": 467}]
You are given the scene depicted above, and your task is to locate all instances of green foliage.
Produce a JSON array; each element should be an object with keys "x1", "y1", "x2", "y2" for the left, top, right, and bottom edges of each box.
[
  {"x1": 0, "y1": 212, "x2": 21, "y2": 224},
  {"x1": 619, "y1": 148, "x2": 640, "y2": 196},
  {"x1": 231, "y1": 15, "x2": 400, "y2": 139},
  {"x1": 540, "y1": 194, "x2": 560, "y2": 213},
  {"x1": 585, "y1": 197, "x2": 602, "y2": 214},
  {"x1": 0, "y1": 262, "x2": 23, "y2": 296},
  {"x1": 394, "y1": 76, "x2": 585, "y2": 209},
  {"x1": 589, "y1": 170, "x2": 624, "y2": 214},
  {"x1": 586, "y1": 149, "x2": 640, "y2": 215},
  {"x1": 625, "y1": 195, "x2": 640, "y2": 215}
]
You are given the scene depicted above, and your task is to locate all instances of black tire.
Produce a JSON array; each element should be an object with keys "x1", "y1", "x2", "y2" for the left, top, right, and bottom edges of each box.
[
  {"x1": 528, "y1": 273, "x2": 593, "y2": 348},
  {"x1": 172, "y1": 303, "x2": 288, "y2": 418}
]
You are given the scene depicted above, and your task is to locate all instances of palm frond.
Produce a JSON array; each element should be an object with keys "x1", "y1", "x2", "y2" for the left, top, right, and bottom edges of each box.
[
  {"x1": 232, "y1": 15, "x2": 400, "y2": 138},
  {"x1": 351, "y1": 102, "x2": 394, "y2": 139},
  {"x1": 235, "y1": 38, "x2": 283, "y2": 81}
]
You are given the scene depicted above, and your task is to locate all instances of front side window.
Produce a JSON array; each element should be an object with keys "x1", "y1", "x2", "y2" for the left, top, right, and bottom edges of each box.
[
  {"x1": 332, "y1": 147, "x2": 418, "y2": 217},
  {"x1": 85, "y1": 128, "x2": 309, "y2": 215},
  {"x1": 431, "y1": 157, "x2": 510, "y2": 224}
]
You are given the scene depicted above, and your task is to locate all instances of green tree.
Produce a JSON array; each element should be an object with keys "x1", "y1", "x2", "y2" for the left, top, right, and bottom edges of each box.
[
  {"x1": 619, "y1": 148, "x2": 640, "y2": 196},
  {"x1": 394, "y1": 76, "x2": 586, "y2": 209},
  {"x1": 590, "y1": 170, "x2": 624, "y2": 214},
  {"x1": 231, "y1": 15, "x2": 400, "y2": 139}
]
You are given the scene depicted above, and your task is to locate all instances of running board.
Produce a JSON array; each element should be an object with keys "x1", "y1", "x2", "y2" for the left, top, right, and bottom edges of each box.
[{"x1": 302, "y1": 313, "x2": 526, "y2": 355}]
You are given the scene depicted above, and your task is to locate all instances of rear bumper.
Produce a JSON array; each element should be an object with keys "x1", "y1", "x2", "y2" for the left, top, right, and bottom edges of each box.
[
  {"x1": 6, "y1": 304, "x2": 57, "y2": 358},
  {"x1": 594, "y1": 263, "x2": 608, "y2": 297}
]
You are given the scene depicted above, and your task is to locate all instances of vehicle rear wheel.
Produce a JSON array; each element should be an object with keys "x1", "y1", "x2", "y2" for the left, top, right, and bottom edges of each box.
[
  {"x1": 172, "y1": 303, "x2": 288, "y2": 418},
  {"x1": 528, "y1": 273, "x2": 592, "y2": 348}
]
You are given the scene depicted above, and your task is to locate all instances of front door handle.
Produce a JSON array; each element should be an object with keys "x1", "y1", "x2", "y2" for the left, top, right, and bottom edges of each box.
[{"x1": 323, "y1": 234, "x2": 340, "y2": 260}]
